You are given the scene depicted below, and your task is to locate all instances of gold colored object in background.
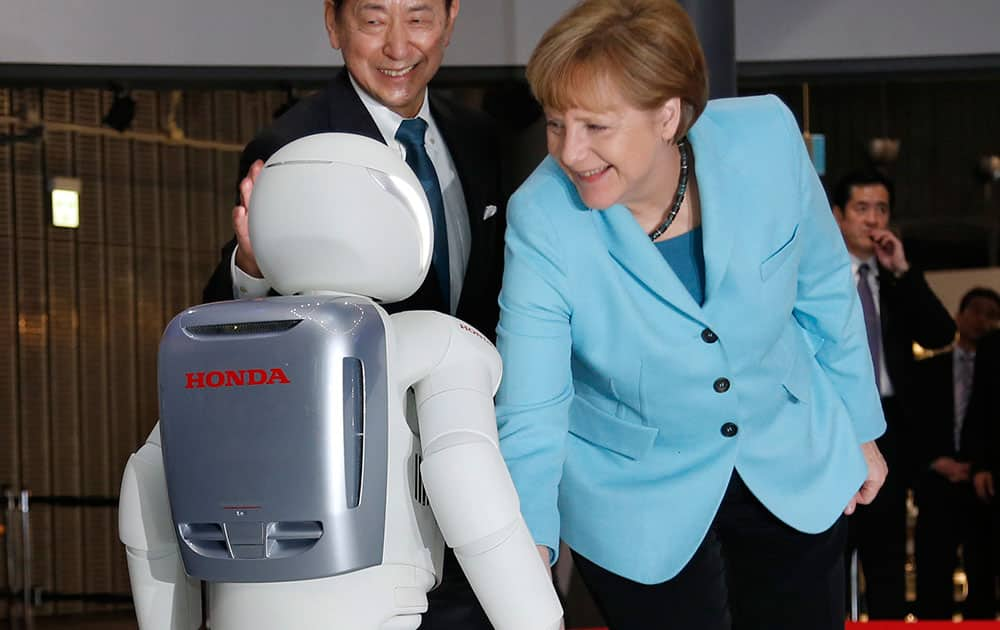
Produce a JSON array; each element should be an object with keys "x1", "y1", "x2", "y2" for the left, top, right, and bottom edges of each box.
[
  {"x1": 868, "y1": 137, "x2": 901, "y2": 165},
  {"x1": 979, "y1": 155, "x2": 1000, "y2": 182}
]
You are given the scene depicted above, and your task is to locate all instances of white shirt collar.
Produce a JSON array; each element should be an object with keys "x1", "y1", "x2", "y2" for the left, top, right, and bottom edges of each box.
[
  {"x1": 954, "y1": 345, "x2": 976, "y2": 362},
  {"x1": 348, "y1": 73, "x2": 432, "y2": 145},
  {"x1": 849, "y1": 254, "x2": 879, "y2": 278}
]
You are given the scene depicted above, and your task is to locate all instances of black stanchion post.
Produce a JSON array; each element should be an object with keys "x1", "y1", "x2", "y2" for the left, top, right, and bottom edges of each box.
[{"x1": 678, "y1": 0, "x2": 736, "y2": 99}]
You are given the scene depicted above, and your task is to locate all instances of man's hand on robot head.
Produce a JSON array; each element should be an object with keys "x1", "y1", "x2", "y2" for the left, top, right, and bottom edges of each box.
[{"x1": 233, "y1": 159, "x2": 266, "y2": 278}]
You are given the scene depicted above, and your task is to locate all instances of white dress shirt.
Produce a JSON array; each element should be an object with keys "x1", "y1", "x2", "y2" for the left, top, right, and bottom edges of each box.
[
  {"x1": 232, "y1": 75, "x2": 471, "y2": 314},
  {"x1": 850, "y1": 254, "x2": 895, "y2": 397}
]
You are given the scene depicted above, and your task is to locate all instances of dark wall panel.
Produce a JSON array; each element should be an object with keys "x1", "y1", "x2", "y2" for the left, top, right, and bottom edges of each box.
[
  {"x1": 76, "y1": 90, "x2": 114, "y2": 609},
  {"x1": 0, "y1": 87, "x2": 15, "y2": 620},
  {"x1": 1, "y1": 85, "x2": 259, "y2": 619},
  {"x1": 12, "y1": 89, "x2": 56, "y2": 613},
  {"x1": 42, "y1": 89, "x2": 84, "y2": 615},
  {"x1": 741, "y1": 79, "x2": 1000, "y2": 268}
]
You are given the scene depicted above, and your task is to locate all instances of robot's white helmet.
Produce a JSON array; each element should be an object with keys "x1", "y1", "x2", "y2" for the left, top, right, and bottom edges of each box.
[{"x1": 249, "y1": 133, "x2": 433, "y2": 302}]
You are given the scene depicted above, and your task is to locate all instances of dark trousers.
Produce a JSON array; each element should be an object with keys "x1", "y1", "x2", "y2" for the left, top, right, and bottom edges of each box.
[
  {"x1": 419, "y1": 548, "x2": 492, "y2": 629},
  {"x1": 847, "y1": 396, "x2": 909, "y2": 619},
  {"x1": 572, "y1": 472, "x2": 847, "y2": 630},
  {"x1": 915, "y1": 471, "x2": 997, "y2": 619}
]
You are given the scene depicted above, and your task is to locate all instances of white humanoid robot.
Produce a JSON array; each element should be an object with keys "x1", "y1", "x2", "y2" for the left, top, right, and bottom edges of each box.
[{"x1": 118, "y1": 133, "x2": 563, "y2": 630}]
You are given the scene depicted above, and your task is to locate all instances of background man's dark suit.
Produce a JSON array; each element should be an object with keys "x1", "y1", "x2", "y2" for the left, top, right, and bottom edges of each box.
[
  {"x1": 850, "y1": 265, "x2": 955, "y2": 618},
  {"x1": 203, "y1": 69, "x2": 506, "y2": 343},
  {"x1": 876, "y1": 266, "x2": 956, "y2": 479},
  {"x1": 201, "y1": 68, "x2": 506, "y2": 629},
  {"x1": 967, "y1": 330, "x2": 1000, "y2": 583},
  {"x1": 969, "y1": 330, "x2": 1000, "y2": 480},
  {"x1": 912, "y1": 350, "x2": 995, "y2": 619}
]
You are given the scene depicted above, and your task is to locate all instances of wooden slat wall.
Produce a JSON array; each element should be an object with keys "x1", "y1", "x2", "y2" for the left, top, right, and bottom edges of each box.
[
  {"x1": 75, "y1": 89, "x2": 114, "y2": 610},
  {"x1": 13, "y1": 87, "x2": 55, "y2": 618},
  {"x1": 0, "y1": 87, "x2": 18, "y2": 621},
  {"x1": 0, "y1": 86, "x2": 265, "y2": 619},
  {"x1": 104, "y1": 107, "x2": 137, "y2": 601},
  {"x1": 44, "y1": 88, "x2": 84, "y2": 616}
]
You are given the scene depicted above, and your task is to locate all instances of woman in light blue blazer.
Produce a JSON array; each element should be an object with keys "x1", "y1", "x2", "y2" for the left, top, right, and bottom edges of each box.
[{"x1": 495, "y1": 1, "x2": 888, "y2": 628}]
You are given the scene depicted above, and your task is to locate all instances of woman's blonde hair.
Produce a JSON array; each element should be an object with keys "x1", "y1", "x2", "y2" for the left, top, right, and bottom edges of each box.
[{"x1": 526, "y1": 0, "x2": 708, "y2": 140}]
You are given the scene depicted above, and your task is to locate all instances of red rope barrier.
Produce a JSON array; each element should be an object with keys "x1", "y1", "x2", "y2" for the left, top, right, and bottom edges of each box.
[{"x1": 573, "y1": 624, "x2": 1000, "y2": 629}]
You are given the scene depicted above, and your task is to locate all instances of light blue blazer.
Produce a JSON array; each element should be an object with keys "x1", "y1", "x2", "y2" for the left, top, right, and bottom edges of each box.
[{"x1": 495, "y1": 95, "x2": 886, "y2": 584}]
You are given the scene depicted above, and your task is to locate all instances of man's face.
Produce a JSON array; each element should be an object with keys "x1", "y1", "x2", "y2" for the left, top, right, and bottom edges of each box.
[
  {"x1": 957, "y1": 296, "x2": 1000, "y2": 346},
  {"x1": 833, "y1": 184, "x2": 891, "y2": 258},
  {"x1": 326, "y1": 0, "x2": 459, "y2": 119}
]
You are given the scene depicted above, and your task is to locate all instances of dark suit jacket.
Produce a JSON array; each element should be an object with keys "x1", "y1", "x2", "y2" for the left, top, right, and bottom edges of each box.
[
  {"x1": 877, "y1": 265, "x2": 956, "y2": 404},
  {"x1": 967, "y1": 330, "x2": 1000, "y2": 477},
  {"x1": 875, "y1": 265, "x2": 956, "y2": 479},
  {"x1": 202, "y1": 70, "x2": 507, "y2": 341},
  {"x1": 912, "y1": 350, "x2": 981, "y2": 472}
]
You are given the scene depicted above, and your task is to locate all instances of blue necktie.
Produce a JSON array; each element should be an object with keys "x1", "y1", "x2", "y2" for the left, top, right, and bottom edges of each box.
[
  {"x1": 857, "y1": 263, "x2": 882, "y2": 391},
  {"x1": 395, "y1": 118, "x2": 450, "y2": 310}
]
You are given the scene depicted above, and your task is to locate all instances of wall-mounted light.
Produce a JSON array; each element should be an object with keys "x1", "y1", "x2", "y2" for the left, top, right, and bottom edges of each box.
[{"x1": 50, "y1": 177, "x2": 82, "y2": 229}]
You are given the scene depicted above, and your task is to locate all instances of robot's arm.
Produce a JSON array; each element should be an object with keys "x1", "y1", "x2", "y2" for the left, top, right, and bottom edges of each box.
[
  {"x1": 392, "y1": 312, "x2": 563, "y2": 630},
  {"x1": 119, "y1": 423, "x2": 202, "y2": 630}
]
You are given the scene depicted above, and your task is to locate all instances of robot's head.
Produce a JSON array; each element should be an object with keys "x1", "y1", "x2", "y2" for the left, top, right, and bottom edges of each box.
[{"x1": 249, "y1": 133, "x2": 433, "y2": 302}]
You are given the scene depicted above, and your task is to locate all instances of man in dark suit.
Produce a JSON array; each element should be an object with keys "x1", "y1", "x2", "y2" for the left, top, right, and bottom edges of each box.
[
  {"x1": 970, "y1": 330, "x2": 1000, "y2": 502},
  {"x1": 832, "y1": 169, "x2": 957, "y2": 619},
  {"x1": 968, "y1": 328, "x2": 1000, "y2": 603},
  {"x1": 203, "y1": 0, "x2": 505, "y2": 344},
  {"x1": 202, "y1": 2, "x2": 505, "y2": 627},
  {"x1": 912, "y1": 288, "x2": 1000, "y2": 619}
]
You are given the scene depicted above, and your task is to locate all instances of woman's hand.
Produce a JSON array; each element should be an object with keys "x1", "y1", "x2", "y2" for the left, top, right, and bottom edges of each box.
[{"x1": 844, "y1": 440, "x2": 888, "y2": 515}]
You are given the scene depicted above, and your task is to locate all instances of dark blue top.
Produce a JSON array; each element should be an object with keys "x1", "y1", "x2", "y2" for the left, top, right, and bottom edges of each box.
[{"x1": 654, "y1": 226, "x2": 706, "y2": 306}]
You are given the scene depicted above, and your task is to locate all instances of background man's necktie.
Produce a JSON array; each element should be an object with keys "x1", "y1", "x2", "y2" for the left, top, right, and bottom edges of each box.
[
  {"x1": 396, "y1": 117, "x2": 450, "y2": 309},
  {"x1": 954, "y1": 352, "x2": 975, "y2": 450},
  {"x1": 857, "y1": 263, "x2": 882, "y2": 391}
]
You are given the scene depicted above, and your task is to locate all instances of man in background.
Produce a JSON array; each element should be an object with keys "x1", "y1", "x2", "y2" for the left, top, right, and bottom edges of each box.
[
  {"x1": 913, "y1": 288, "x2": 1000, "y2": 619},
  {"x1": 832, "y1": 169, "x2": 956, "y2": 618},
  {"x1": 967, "y1": 325, "x2": 1000, "y2": 616},
  {"x1": 201, "y1": 1, "x2": 506, "y2": 627}
]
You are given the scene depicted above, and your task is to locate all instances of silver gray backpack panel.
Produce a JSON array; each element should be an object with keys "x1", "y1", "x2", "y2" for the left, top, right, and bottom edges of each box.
[{"x1": 158, "y1": 296, "x2": 388, "y2": 583}]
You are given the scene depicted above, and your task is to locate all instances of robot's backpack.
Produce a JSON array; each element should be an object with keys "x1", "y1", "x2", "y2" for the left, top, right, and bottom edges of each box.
[{"x1": 157, "y1": 296, "x2": 390, "y2": 582}]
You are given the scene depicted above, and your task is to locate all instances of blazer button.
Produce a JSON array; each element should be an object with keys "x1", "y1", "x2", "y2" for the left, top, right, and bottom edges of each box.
[
  {"x1": 701, "y1": 328, "x2": 718, "y2": 343},
  {"x1": 713, "y1": 377, "x2": 730, "y2": 393},
  {"x1": 721, "y1": 422, "x2": 739, "y2": 437}
]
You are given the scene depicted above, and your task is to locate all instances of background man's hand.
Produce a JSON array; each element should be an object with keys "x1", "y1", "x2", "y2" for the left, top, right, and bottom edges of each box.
[
  {"x1": 870, "y1": 228, "x2": 910, "y2": 276},
  {"x1": 974, "y1": 471, "x2": 995, "y2": 503},
  {"x1": 845, "y1": 440, "x2": 888, "y2": 515},
  {"x1": 930, "y1": 456, "x2": 971, "y2": 483},
  {"x1": 233, "y1": 159, "x2": 266, "y2": 278}
]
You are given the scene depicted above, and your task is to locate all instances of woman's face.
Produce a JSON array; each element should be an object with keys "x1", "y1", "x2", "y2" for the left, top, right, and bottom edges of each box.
[{"x1": 544, "y1": 90, "x2": 679, "y2": 215}]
